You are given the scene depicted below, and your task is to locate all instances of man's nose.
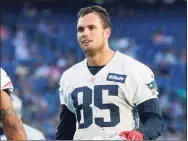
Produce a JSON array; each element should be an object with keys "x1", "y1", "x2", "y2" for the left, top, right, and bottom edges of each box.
[{"x1": 82, "y1": 28, "x2": 90, "y2": 37}]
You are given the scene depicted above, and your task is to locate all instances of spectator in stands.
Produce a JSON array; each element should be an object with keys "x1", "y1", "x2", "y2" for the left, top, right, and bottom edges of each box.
[
  {"x1": 37, "y1": 18, "x2": 48, "y2": 34},
  {"x1": 152, "y1": 30, "x2": 173, "y2": 45},
  {"x1": 13, "y1": 25, "x2": 30, "y2": 61},
  {"x1": 179, "y1": 49, "x2": 186, "y2": 66},
  {"x1": 154, "y1": 47, "x2": 178, "y2": 66},
  {"x1": 156, "y1": 61, "x2": 171, "y2": 77},
  {"x1": 0, "y1": 25, "x2": 9, "y2": 41}
]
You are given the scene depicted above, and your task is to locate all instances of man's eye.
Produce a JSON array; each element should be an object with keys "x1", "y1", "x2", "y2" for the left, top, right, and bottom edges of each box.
[
  {"x1": 78, "y1": 28, "x2": 84, "y2": 32},
  {"x1": 89, "y1": 26, "x2": 94, "y2": 30}
]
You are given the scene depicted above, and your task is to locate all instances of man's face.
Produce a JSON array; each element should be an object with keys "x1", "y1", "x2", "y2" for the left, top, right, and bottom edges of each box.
[{"x1": 77, "y1": 12, "x2": 110, "y2": 56}]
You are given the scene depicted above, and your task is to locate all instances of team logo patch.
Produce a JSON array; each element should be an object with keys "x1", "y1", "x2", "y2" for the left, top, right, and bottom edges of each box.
[
  {"x1": 147, "y1": 80, "x2": 158, "y2": 95},
  {"x1": 107, "y1": 73, "x2": 126, "y2": 83}
]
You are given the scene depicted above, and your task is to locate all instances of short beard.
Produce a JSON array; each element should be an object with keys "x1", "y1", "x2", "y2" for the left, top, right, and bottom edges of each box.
[{"x1": 84, "y1": 42, "x2": 105, "y2": 57}]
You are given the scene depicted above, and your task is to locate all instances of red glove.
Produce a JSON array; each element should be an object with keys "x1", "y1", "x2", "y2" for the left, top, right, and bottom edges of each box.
[{"x1": 119, "y1": 130, "x2": 144, "y2": 140}]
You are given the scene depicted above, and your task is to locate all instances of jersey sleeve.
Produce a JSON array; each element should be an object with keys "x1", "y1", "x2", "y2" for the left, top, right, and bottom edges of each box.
[
  {"x1": 59, "y1": 73, "x2": 67, "y2": 105},
  {"x1": 0, "y1": 68, "x2": 13, "y2": 93},
  {"x1": 133, "y1": 63, "x2": 159, "y2": 106},
  {"x1": 59, "y1": 72, "x2": 76, "y2": 113}
]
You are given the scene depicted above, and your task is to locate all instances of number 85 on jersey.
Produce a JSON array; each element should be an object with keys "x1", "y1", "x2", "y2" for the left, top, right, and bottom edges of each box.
[{"x1": 71, "y1": 85, "x2": 120, "y2": 129}]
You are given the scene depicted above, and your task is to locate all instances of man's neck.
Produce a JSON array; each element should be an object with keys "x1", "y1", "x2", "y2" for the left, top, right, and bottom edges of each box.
[{"x1": 86, "y1": 48, "x2": 115, "y2": 66}]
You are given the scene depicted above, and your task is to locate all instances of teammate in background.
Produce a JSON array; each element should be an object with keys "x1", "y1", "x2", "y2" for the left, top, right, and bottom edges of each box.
[
  {"x1": 0, "y1": 68, "x2": 27, "y2": 140},
  {"x1": 0, "y1": 94, "x2": 46, "y2": 140},
  {"x1": 55, "y1": 6, "x2": 164, "y2": 140}
]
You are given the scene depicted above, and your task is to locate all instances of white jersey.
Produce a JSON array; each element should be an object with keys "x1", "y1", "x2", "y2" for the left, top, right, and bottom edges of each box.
[
  {"x1": 0, "y1": 123, "x2": 46, "y2": 140},
  {"x1": 59, "y1": 51, "x2": 159, "y2": 140},
  {"x1": 0, "y1": 68, "x2": 13, "y2": 93}
]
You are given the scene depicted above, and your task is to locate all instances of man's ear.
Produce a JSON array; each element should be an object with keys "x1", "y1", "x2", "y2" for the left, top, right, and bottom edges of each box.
[{"x1": 104, "y1": 27, "x2": 111, "y2": 39}]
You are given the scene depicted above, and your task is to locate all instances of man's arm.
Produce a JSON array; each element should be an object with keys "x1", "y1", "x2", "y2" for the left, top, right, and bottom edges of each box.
[
  {"x1": 0, "y1": 90, "x2": 27, "y2": 140},
  {"x1": 55, "y1": 104, "x2": 76, "y2": 140},
  {"x1": 136, "y1": 98, "x2": 164, "y2": 140},
  {"x1": 120, "y1": 98, "x2": 164, "y2": 140}
]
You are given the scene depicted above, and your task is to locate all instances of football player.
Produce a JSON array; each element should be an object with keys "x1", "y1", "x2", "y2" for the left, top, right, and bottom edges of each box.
[
  {"x1": 0, "y1": 68, "x2": 27, "y2": 140},
  {"x1": 55, "y1": 6, "x2": 164, "y2": 140},
  {"x1": 0, "y1": 94, "x2": 46, "y2": 140}
]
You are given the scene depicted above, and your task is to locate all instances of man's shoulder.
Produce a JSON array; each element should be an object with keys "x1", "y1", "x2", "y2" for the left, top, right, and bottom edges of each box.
[
  {"x1": 117, "y1": 51, "x2": 138, "y2": 64},
  {"x1": 117, "y1": 51, "x2": 153, "y2": 75},
  {"x1": 118, "y1": 51, "x2": 150, "y2": 69},
  {"x1": 61, "y1": 59, "x2": 86, "y2": 78}
]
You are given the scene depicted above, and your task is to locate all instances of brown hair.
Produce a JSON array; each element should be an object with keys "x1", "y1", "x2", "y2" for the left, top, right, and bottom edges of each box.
[{"x1": 78, "y1": 5, "x2": 111, "y2": 29}]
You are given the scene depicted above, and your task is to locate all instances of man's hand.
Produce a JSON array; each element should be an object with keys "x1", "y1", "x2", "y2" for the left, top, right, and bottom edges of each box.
[{"x1": 119, "y1": 130, "x2": 143, "y2": 140}]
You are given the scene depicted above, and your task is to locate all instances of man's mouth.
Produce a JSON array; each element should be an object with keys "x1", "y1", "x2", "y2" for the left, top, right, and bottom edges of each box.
[{"x1": 82, "y1": 40, "x2": 92, "y2": 44}]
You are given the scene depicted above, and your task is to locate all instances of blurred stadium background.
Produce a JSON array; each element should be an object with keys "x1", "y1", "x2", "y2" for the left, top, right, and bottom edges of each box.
[{"x1": 1, "y1": 0, "x2": 187, "y2": 140}]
